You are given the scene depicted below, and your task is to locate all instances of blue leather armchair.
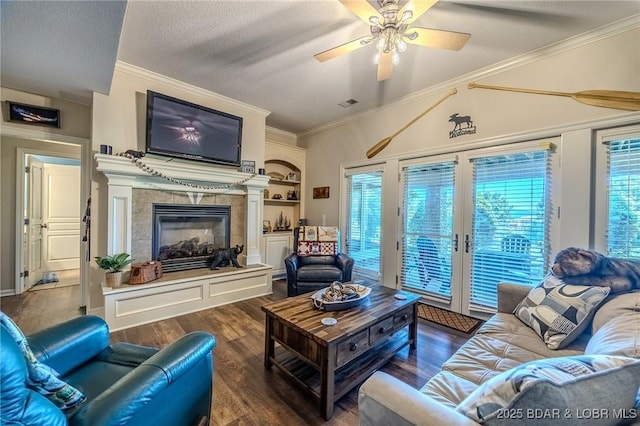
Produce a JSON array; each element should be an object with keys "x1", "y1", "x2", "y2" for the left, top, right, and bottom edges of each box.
[
  {"x1": 1, "y1": 315, "x2": 215, "y2": 426},
  {"x1": 284, "y1": 227, "x2": 354, "y2": 296}
]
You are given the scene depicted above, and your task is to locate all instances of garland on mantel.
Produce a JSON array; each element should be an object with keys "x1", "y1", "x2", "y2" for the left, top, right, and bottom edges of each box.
[{"x1": 117, "y1": 152, "x2": 257, "y2": 191}]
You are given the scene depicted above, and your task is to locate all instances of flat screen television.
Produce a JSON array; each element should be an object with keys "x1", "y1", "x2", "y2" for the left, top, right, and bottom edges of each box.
[{"x1": 145, "y1": 90, "x2": 243, "y2": 166}]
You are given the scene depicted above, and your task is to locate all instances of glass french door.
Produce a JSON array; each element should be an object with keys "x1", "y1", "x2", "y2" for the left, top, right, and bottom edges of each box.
[
  {"x1": 400, "y1": 155, "x2": 462, "y2": 310},
  {"x1": 400, "y1": 141, "x2": 554, "y2": 316},
  {"x1": 344, "y1": 168, "x2": 383, "y2": 280}
]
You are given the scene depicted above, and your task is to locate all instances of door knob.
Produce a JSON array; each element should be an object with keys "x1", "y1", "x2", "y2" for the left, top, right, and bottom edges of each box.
[{"x1": 40, "y1": 223, "x2": 48, "y2": 229}]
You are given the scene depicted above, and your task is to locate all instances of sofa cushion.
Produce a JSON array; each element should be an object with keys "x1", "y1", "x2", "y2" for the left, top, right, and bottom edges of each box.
[
  {"x1": 514, "y1": 276, "x2": 610, "y2": 349},
  {"x1": 591, "y1": 290, "x2": 640, "y2": 334},
  {"x1": 456, "y1": 355, "x2": 640, "y2": 425},
  {"x1": 420, "y1": 314, "x2": 588, "y2": 407},
  {"x1": 296, "y1": 265, "x2": 343, "y2": 282},
  {"x1": 585, "y1": 312, "x2": 640, "y2": 358}
]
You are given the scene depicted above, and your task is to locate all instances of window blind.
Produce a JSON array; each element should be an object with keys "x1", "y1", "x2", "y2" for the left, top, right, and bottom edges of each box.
[
  {"x1": 607, "y1": 138, "x2": 640, "y2": 258},
  {"x1": 469, "y1": 149, "x2": 551, "y2": 310},
  {"x1": 401, "y1": 161, "x2": 455, "y2": 300},
  {"x1": 345, "y1": 170, "x2": 383, "y2": 279}
]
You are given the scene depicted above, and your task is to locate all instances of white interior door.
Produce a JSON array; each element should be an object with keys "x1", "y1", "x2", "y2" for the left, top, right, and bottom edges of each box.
[
  {"x1": 26, "y1": 158, "x2": 45, "y2": 287},
  {"x1": 42, "y1": 164, "x2": 81, "y2": 271}
]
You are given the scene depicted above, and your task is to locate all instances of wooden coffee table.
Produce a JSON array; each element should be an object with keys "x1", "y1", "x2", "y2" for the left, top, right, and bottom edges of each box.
[{"x1": 262, "y1": 285, "x2": 420, "y2": 419}]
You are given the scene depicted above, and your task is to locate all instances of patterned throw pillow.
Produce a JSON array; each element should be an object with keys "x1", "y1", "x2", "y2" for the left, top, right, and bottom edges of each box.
[
  {"x1": 456, "y1": 355, "x2": 640, "y2": 425},
  {"x1": 297, "y1": 226, "x2": 339, "y2": 256},
  {"x1": 0, "y1": 312, "x2": 86, "y2": 411},
  {"x1": 514, "y1": 275, "x2": 610, "y2": 349}
]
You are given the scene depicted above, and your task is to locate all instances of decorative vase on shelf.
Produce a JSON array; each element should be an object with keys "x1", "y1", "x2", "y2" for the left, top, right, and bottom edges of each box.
[{"x1": 105, "y1": 271, "x2": 123, "y2": 288}]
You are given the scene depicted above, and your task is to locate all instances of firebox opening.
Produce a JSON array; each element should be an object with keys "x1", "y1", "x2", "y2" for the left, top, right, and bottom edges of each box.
[{"x1": 153, "y1": 204, "x2": 231, "y2": 272}]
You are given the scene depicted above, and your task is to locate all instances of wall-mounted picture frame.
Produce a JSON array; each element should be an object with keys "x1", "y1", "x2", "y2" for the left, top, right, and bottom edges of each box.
[
  {"x1": 6, "y1": 101, "x2": 60, "y2": 128},
  {"x1": 313, "y1": 186, "x2": 330, "y2": 199},
  {"x1": 240, "y1": 160, "x2": 256, "y2": 173}
]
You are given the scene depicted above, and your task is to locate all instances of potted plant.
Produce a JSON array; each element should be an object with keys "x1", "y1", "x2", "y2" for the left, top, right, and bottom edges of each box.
[{"x1": 95, "y1": 252, "x2": 133, "y2": 288}]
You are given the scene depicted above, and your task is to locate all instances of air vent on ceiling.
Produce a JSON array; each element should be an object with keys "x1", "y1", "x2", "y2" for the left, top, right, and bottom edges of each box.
[{"x1": 338, "y1": 99, "x2": 358, "y2": 108}]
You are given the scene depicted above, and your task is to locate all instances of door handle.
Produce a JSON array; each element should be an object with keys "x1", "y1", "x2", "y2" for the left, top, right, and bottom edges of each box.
[
  {"x1": 453, "y1": 234, "x2": 459, "y2": 252},
  {"x1": 464, "y1": 234, "x2": 471, "y2": 253},
  {"x1": 40, "y1": 223, "x2": 48, "y2": 229}
]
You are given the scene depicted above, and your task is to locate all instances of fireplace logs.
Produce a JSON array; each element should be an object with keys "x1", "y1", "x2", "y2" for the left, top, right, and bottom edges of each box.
[{"x1": 157, "y1": 237, "x2": 215, "y2": 261}]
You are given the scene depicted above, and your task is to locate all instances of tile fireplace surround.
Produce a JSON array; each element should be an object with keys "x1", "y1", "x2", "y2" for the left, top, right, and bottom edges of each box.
[{"x1": 95, "y1": 153, "x2": 272, "y2": 330}]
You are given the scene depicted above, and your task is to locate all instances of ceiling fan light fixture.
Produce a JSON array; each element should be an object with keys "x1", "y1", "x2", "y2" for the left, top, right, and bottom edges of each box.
[
  {"x1": 405, "y1": 31, "x2": 418, "y2": 41},
  {"x1": 372, "y1": 51, "x2": 381, "y2": 64},
  {"x1": 369, "y1": 16, "x2": 381, "y2": 26},
  {"x1": 400, "y1": 10, "x2": 413, "y2": 22},
  {"x1": 392, "y1": 51, "x2": 400, "y2": 65}
]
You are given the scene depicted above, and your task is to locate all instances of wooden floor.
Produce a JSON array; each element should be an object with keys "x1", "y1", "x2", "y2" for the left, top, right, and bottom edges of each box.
[{"x1": 1, "y1": 280, "x2": 470, "y2": 426}]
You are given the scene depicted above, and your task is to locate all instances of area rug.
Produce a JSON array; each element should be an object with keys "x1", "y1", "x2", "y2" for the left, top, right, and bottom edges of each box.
[{"x1": 417, "y1": 304, "x2": 482, "y2": 335}]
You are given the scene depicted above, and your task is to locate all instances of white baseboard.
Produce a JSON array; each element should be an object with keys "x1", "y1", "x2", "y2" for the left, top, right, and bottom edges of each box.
[{"x1": 0, "y1": 289, "x2": 16, "y2": 297}]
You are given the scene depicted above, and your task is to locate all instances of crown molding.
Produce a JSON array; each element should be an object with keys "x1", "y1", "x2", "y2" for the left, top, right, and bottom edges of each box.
[
  {"x1": 299, "y1": 14, "x2": 640, "y2": 138},
  {"x1": 266, "y1": 126, "x2": 297, "y2": 140},
  {"x1": 115, "y1": 61, "x2": 271, "y2": 118}
]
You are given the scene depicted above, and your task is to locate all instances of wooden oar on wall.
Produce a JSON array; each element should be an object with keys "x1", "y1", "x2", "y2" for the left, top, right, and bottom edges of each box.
[
  {"x1": 468, "y1": 82, "x2": 640, "y2": 111},
  {"x1": 366, "y1": 88, "x2": 457, "y2": 159}
]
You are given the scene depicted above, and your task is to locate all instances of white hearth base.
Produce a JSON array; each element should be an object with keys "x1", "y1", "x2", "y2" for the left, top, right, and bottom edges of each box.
[{"x1": 103, "y1": 264, "x2": 272, "y2": 331}]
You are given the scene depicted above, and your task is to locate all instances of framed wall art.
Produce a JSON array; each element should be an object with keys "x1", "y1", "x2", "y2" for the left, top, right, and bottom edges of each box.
[
  {"x1": 240, "y1": 160, "x2": 256, "y2": 173},
  {"x1": 313, "y1": 186, "x2": 330, "y2": 199},
  {"x1": 6, "y1": 101, "x2": 60, "y2": 128}
]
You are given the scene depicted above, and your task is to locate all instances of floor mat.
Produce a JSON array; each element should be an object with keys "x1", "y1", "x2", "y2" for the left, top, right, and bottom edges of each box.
[
  {"x1": 417, "y1": 304, "x2": 482, "y2": 334},
  {"x1": 29, "y1": 269, "x2": 79, "y2": 291}
]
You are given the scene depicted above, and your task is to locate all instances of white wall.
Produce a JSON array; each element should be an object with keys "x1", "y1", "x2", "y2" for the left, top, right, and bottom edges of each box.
[
  {"x1": 298, "y1": 23, "x2": 640, "y2": 285},
  {"x1": 89, "y1": 62, "x2": 271, "y2": 310}
]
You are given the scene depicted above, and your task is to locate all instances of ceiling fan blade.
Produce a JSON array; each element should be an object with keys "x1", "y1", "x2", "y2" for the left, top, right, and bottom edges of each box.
[
  {"x1": 406, "y1": 27, "x2": 470, "y2": 50},
  {"x1": 377, "y1": 51, "x2": 393, "y2": 81},
  {"x1": 339, "y1": 0, "x2": 383, "y2": 25},
  {"x1": 398, "y1": 0, "x2": 438, "y2": 24},
  {"x1": 314, "y1": 36, "x2": 373, "y2": 62}
]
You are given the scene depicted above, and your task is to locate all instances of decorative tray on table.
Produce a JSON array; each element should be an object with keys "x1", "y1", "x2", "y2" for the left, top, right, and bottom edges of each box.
[{"x1": 311, "y1": 281, "x2": 371, "y2": 311}]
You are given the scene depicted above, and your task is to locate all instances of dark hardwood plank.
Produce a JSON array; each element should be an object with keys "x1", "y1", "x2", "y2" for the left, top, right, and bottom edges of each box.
[{"x1": 1, "y1": 280, "x2": 469, "y2": 425}]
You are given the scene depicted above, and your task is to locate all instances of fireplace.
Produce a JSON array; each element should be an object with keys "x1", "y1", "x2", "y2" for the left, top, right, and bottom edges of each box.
[{"x1": 153, "y1": 204, "x2": 231, "y2": 272}]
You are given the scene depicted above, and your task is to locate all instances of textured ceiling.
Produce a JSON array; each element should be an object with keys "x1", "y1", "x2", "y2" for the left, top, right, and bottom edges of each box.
[{"x1": 2, "y1": 1, "x2": 639, "y2": 134}]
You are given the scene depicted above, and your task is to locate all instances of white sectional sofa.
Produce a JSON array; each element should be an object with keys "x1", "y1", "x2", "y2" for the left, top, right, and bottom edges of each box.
[{"x1": 359, "y1": 283, "x2": 640, "y2": 426}]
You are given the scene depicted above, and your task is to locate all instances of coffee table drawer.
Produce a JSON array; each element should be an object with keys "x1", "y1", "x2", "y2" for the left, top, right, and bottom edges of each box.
[
  {"x1": 393, "y1": 307, "x2": 413, "y2": 329},
  {"x1": 369, "y1": 316, "x2": 395, "y2": 345},
  {"x1": 336, "y1": 329, "x2": 369, "y2": 366}
]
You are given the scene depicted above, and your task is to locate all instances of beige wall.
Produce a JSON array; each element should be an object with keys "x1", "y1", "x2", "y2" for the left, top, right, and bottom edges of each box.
[
  {"x1": 0, "y1": 88, "x2": 90, "y2": 295},
  {"x1": 0, "y1": 136, "x2": 82, "y2": 293},
  {"x1": 88, "y1": 63, "x2": 271, "y2": 310},
  {"x1": 298, "y1": 26, "x2": 640, "y2": 228},
  {"x1": 1, "y1": 87, "x2": 91, "y2": 139}
]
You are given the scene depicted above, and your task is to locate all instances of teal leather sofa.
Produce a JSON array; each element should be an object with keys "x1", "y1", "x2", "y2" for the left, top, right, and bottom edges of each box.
[{"x1": 1, "y1": 315, "x2": 215, "y2": 426}]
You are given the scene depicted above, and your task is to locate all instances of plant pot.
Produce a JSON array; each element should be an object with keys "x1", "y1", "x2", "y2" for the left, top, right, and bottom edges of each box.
[{"x1": 105, "y1": 271, "x2": 123, "y2": 288}]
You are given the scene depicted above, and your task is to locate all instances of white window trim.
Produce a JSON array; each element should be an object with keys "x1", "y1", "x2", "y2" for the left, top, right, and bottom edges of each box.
[{"x1": 594, "y1": 125, "x2": 640, "y2": 253}]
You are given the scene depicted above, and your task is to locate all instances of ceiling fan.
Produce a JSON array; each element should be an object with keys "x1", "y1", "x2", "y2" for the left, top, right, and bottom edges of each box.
[{"x1": 314, "y1": 0, "x2": 471, "y2": 81}]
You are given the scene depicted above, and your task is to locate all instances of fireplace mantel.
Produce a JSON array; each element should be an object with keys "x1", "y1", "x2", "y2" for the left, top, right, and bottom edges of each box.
[{"x1": 96, "y1": 153, "x2": 269, "y2": 265}]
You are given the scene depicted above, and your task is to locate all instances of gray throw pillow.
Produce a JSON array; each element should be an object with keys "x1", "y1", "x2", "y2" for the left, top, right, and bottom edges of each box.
[
  {"x1": 456, "y1": 355, "x2": 640, "y2": 426},
  {"x1": 514, "y1": 275, "x2": 610, "y2": 349}
]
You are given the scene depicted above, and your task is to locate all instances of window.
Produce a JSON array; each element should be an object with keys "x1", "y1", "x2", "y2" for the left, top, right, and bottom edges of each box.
[
  {"x1": 468, "y1": 147, "x2": 552, "y2": 310},
  {"x1": 604, "y1": 136, "x2": 640, "y2": 258},
  {"x1": 345, "y1": 169, "x2": 383, "y2": 279}
]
